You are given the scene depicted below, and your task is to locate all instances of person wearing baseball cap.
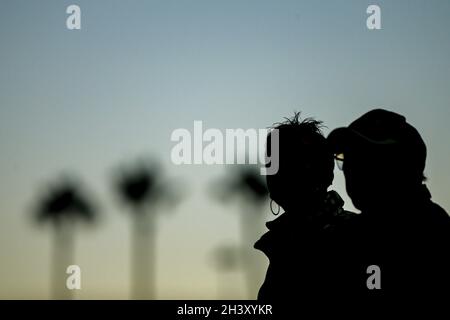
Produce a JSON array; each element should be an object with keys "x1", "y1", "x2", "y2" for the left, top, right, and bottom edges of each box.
[
  {"x1": 327, "y1": 109, "x2": 450, "y2": 302},
  {"x1": 328, "y1": 109, "x2": 428, "y2": 211}
]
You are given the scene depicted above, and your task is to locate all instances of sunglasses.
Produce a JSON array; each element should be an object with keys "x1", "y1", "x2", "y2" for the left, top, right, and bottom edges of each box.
[{"x1": 334, "y1": 153, "x2": 344, "y2": 170}]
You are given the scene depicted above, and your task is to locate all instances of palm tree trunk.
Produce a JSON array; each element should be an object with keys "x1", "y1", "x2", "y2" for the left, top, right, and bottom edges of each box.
[
  {"x1": 240, "y1": 202, "x2": 265, "y2": 299},
  {"x1": 131, "y1": 208, "x2": 156, "y2": 299},
  {"x1": 216, "y1": 272, "x2": 237, "y2": 299},
  {"x1": 52, "y1": 222, "x2": 75, "y2": 299}
]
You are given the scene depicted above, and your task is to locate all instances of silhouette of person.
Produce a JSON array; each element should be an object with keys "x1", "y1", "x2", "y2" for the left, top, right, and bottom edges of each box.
[
  {"x1": 327, "y1": 109, "x2": 450, "y2": 303},
  {"x1": 254, "y1": 113, "x2": 355, "y2": 302}
]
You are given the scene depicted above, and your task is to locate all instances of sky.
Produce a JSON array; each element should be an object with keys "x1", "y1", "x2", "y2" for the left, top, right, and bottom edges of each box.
[{"x1": 0, "y1": 0, "x2": 450, "y2": 299}]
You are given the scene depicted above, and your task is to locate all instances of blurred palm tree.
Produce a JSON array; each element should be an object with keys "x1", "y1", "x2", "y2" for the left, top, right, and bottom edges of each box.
[
  {"x1": 113, "y1": 158, "x2": 182, "y2": 299},
  {"x1": 210, "y1": 165, "x2": 269, "y2": 298},
  {"x1": 34, "y1": 176, "x2": 96, "y2": 299},
  {"x1": 208, "y1": 244, "x2": 241, "y2": 299}
]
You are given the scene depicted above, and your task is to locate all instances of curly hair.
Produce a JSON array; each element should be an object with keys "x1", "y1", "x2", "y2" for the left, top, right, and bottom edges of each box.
[
  {"x1": 271, "y1": 111, "x2": 326, "y2": 136},
  {"x1": 266, "y1": 111, "x2": 334, "y2": 189}
]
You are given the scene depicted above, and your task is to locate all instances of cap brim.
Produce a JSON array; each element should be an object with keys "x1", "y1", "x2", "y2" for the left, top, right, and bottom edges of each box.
[
  {"x1": 327, "y1": 127, "x2": 353, "y2": 154},
  {"x1": 328, "y1": 126, "x2": 399, "y2": 155}
]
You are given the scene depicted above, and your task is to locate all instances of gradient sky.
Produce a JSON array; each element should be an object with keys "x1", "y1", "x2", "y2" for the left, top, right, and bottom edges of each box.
[{"x1": 1, "y1": 0, "x2": 450, "y2": 299}]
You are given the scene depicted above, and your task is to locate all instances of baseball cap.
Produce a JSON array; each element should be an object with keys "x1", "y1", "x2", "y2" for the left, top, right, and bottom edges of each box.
[{"x1": 327, "y1": 109, "x2": 427, "y2": 173}]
